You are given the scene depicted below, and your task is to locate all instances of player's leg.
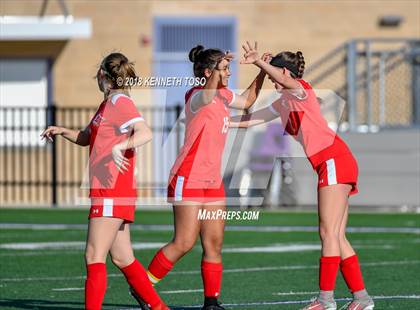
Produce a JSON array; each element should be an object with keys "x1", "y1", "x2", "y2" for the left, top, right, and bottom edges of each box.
[
  {"x1": 84, "y1": 217, "x2": 124, "y2": 310},
  {"x1": 339, "y1": 204, "x2": 374, "y2": 310},
  {"x1": 110, "y1": 223, "x2": 168, "y2": 310},
  {"x1": 147, "y1": 202, "x2": 202, "y2": 285},
  {"x1": 199, "y1": 201, "x2": 226, "y2": 310},
  {"x1": 302, "y1": 184, "x2": 350, "y2": 310}
]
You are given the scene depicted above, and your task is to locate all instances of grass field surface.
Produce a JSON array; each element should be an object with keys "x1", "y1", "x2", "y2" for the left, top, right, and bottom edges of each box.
[{"x1": 0, "y1": 208, "x2": 419, "y2": 309}]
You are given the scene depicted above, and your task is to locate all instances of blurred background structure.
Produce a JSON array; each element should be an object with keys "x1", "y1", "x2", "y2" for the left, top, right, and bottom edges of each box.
[{"x1": 0, "y1": 0, "x2": 419, "y2": 208}]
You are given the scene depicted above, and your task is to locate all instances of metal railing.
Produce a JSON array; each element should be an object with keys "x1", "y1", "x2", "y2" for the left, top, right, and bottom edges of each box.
[
  {"x1": 305, "y1": 38, "x2": 420, "y2": 131},
  {"x1": 0, "y1": 105, "x2": 182, "y2": 206}
]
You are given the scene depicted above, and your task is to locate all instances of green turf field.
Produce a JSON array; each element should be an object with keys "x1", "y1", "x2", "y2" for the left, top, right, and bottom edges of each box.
[{"x1": 0, "y1": 208, "x2": 419, "y2": 309}]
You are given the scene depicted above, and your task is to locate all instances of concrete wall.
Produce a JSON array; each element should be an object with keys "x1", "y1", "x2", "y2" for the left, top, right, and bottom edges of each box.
[{"x1": 291, "y1": 129, "x2": 420, "y2": 206}]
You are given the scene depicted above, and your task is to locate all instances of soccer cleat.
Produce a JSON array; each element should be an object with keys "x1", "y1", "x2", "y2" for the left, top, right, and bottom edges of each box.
[
  {"x1": 201, "y1": 298, "x2": 225, "y2": 310},
  {"x1": 129, "y1": 286, "x2": 151, "y2": 310},
  {"x1": 301, "y1": 297, "x2": 337, "y2": 310},
  {"x1": 345, "y1": 297, "x2": 374, "y2": 310}
]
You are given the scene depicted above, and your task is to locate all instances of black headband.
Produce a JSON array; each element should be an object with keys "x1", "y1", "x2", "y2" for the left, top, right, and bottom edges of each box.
[{"x1": 269, "y1": 56, "x2": 299, "y2": 77}]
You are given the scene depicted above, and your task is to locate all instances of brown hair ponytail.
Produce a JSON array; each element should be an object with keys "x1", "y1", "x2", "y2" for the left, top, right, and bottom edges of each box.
[
  {"x1": 100, "y1": 52, "x2": 136, "y2": 89},
  {"x1": 188, "y1": 45, "x2": 226, "y2": 78},
  {"x1": 270, "y1": 51, "x2": 306, "y2": 79},
  {"x1": 295, "y1": 51, "x2": 305, "y2": 79}
]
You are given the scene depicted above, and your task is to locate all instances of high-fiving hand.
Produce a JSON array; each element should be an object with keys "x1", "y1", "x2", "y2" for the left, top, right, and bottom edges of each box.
[{"x1": 240, "y1": 41, "x2": 259, "y2": 64}]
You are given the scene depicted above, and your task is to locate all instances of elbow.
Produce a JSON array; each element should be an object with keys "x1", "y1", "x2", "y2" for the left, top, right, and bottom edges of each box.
[{"x1": 144, "y1": 129, "x2": 153, "y2": 143}]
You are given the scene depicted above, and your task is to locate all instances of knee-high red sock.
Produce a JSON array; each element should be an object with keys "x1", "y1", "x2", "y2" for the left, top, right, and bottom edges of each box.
[
  {"x1": 121, "y1": 259, "x2": 167, "y2": 309},
  {"x1": 319, "y1": 256, "x2": 341, "y2": 291},
  {"x1": 85, "y1": 263, "x2": 107, "y2": 310},
  {"x1": 201, "y1": 260, "x2": 223, "y2": 298},
  {"x1": 340, "y1": 255, "x2": 365, "y2": 293},
  {"x1": 147, "y1": 249, "x2": 174, "y2": 285}
]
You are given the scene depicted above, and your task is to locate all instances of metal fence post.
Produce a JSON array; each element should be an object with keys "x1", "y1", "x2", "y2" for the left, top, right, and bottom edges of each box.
[
  {"x1": 346, "y1": 40, "x2": 357, "y2": 131},
  {"x1": 365, "y1": 40, "x2": 372, "y2": 129},
  {"x1": 411, "y1": 42, "x2": 420, "y2": 125},
  {"x1": 47, "y1": 104, "x2": 58, "y2": 207},
  {"x1": 379, "y1": 53, "x2": 386, "y2": 126}
]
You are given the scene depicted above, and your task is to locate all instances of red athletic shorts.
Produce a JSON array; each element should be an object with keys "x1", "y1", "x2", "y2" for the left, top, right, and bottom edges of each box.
[
  {"x1": 167, "y1": 174, "x2": 226, "y2": 203},
  {"x1": 89, "y1": 197, "x2": 136, "y2": 223},
  {"x1": 315, "y1": 153, "x2": 359, "y2": 196}
]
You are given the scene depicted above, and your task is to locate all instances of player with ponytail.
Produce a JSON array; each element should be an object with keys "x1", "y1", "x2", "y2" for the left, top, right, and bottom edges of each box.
[
  {"x1": 141, "y1": 43, "x2": 267, "y2": 310},
  {"x1": 230, "y1": 46, "x2": 374, "y2": 310},
  {"x1": 41, "y1": 52, "x2": 168, "y2": 310}
]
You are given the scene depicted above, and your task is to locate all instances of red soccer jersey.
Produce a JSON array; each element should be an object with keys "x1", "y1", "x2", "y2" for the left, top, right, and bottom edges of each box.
[
  {"x1": 88, "y1": 93, "x2": 144, "y2": 198},
  {"x1": 170, "y1": 86, "x2": 234, "y2": 188},
  {"x1": 269, "y1": 79, "x2": 351, "y2": 168}
]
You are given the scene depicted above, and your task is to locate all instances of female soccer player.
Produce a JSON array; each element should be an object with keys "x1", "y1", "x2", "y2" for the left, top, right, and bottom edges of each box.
[
  {"x1": 41, "y1": 53, "x2": 168, "y2": 310},
  {"x1": 229, "y1": 46, "x2": 374, "y2": 310},
  {"x1": 143, "y1": 43, "x2": 266, "y2": 310}
]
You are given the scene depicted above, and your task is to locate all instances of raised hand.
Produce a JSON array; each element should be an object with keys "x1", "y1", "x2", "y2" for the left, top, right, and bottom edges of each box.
[
  {"x1": 240, "y1": 41, "x2": 259, "y2": 64},
  {"x1": 261, "y1": 52, "x2": 273, "y2": 63}
]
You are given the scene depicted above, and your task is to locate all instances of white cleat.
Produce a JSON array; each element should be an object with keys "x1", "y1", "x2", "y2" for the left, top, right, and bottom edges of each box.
[{"x1": 301, "y1": 298, "x2": 337, "y2": 310}]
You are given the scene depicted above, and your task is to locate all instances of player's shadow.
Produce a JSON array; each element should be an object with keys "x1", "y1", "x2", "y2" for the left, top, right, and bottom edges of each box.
[{"x1": 0, "y1": 298, "x2": 136, "y2": 309}]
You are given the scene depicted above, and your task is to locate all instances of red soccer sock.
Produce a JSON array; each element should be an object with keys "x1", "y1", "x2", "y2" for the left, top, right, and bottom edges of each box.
[
  {"x1": 121, "y1": 259, "x2": 167, "y2": 309},
  {"x1": 319, "y1": 256, "x2": 341, "y2": 291},
  {"x1": 340, "y1": 255, "x2": 366, "y2": 293},
  {"x1": 147, "y1": 249, "x2": 174, "y2": 285},
  {"x1": 85, "y1": 263, "x2": 107, "y2": 310},
  {"x1": 201, "y1": 260, "x2": 223, "y2": 298}
]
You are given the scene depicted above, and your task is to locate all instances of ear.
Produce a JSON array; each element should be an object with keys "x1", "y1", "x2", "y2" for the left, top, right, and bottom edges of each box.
[{"x1": 204, "y1": 68, "x2": 212, "y2": 79}]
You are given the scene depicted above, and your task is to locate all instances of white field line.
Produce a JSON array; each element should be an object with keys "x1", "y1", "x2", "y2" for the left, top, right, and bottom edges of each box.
[
  {"x1": 1, "y1": 223, "x2": 419, "y2": 234},
  {"x1": 0, "y1": 240, "x2": 396, "y2": 252},
  {"x1": 273, "y1": 291, "x2": 319, "y2": 296},
  {"x1": 1, "y1": 260, "x2": 419, "y2": 283},
  {"x1": 223, "y1": 244, "x2": 394, "y2": 253},
  {"x1": 0, "y1": 242, "x2": 165, "y2": 250},
  {"x1": 52, "y1": 287, "x2": 84, "y2": 291}
]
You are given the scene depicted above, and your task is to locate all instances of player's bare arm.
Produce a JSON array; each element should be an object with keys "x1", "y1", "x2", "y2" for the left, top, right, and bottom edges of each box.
[
  {"x1": 229, "y1": 106, "x2": 278, "y2": 128},
  {"x1": 40, "y1": 126, "x2": 90, "y2": 146}
]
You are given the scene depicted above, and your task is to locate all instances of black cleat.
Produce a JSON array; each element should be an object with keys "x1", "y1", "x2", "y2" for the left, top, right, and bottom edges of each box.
[
  {"x1": 201, "y1": 297, "x2": 225, "y2": 310},
  {"x1": 129, "y1": 286, "x2": 151, "y2": 310}
]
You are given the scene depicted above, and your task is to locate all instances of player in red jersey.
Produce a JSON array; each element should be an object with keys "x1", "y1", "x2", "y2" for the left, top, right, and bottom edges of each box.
[
  {"x1": 41, "y1": 53, "x2": 168, "y2": 310},
  {"x1": 143, "y1": 43, "x2": 266, "y2": 310},
  {"x1": 229, "y1": 46, "x2": 374, "y2": 310}
]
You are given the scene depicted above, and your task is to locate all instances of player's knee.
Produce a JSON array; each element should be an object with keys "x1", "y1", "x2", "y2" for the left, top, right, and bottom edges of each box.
[
  {"x1": 111, "y1": 254, "x2": 135, "y2": 269},
  {"x1": 172, "y1": 238, "x2": 195, "y2": 254},
  {"x1": 339, "y1": 231, "x2": 348, "y2": 243},
  {"x1": 85, "y1": 244, "x2": 107, "y2": 264},
  {"x1": 319, "y1": 225, "x2": 339, "y2": 242},
  {"x1": 202, "y1": 236, "x2": 223, "y2": 255}
]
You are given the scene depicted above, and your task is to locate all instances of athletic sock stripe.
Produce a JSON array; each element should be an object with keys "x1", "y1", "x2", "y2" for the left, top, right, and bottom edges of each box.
[{"x1": 147, "y1": 271, "x2": 161, "y2": 284}]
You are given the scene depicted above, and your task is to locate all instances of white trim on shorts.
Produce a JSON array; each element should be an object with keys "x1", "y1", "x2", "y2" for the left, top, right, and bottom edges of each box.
[
  {"x1": 326, "y1": 158, "x2": 337, "y2": 185},
  {"x1": 103, "y1": 198, "x2": 114, "y2": 217},
  {"x1": 174, "y1": 176, "x2": 185, "y2": 202}
]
